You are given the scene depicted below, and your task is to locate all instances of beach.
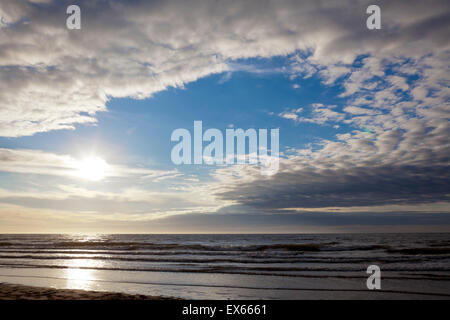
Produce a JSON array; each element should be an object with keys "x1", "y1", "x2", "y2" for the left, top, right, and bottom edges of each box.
[
  {"x1": 0, "y1": 233, "x2": 449, "y2": 299},
  {"x1": 0, "y1": 282, "x2": 173, "y2": 300}
]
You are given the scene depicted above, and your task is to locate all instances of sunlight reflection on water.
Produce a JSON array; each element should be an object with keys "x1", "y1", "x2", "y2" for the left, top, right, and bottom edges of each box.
[{"x1": 65, "y1": 259, "x2": 103, "y2": 291}]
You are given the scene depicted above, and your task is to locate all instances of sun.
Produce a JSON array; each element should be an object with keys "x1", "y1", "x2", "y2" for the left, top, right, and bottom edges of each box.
[{"x1": 75, "y1": 157, "x2": 108, "y2": 181}]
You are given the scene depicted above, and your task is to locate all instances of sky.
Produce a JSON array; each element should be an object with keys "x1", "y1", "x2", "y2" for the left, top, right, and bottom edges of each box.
[{"x1": 0, "y1": 0, "x2": 449, "y2": 233}]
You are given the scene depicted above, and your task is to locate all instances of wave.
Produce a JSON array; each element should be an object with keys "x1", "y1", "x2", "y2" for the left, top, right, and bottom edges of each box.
[
  {"x1": 388, "y1": 247, "x2": 450, "y2": 255},
  {"x1": 0, "y1": 249, "x2": 300, "y2": 257},
  {"x1": 0, "y1": 254, "x2": 340, "y2": 264},
  {"x1": 1, "y1": 262, "x2": 450, "y2": 278},
  {"x1": 255, "y1": 243, "x2": 329, "y2": 251},
  {"x1": 0, "y1": 241, "x2": 339, "y2": 252},
  {"x1": 0, "y1": 241, "x2": 401, "y2": 254},
  {"x1": 322, "y1": 244, "x2": 391, "y2": 251},
  {"x1": 0, "y1": 241, "x2": 395, "y2": 253},
  {"x1": 0, "y1": 252, "x2": 444, "y2": 264}
]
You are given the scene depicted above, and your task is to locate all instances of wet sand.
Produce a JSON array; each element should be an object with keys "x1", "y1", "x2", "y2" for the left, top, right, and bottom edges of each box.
[{"x1": 0, "y1": 283, "x2": 176, "y2": 300}]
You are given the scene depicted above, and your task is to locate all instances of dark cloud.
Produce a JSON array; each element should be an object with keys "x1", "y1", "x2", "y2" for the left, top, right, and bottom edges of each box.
[
  {"x1": 129, "y1": 211, "x2": 450, "y2": 233},
  {"x1": 217, "y1": 165, "x2": 450, "y2": 209}
]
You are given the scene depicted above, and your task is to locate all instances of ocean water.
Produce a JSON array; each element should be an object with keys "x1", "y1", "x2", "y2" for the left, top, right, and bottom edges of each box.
[{"x1": 0, "y1": 233, "x2": 449, "y2": 299}]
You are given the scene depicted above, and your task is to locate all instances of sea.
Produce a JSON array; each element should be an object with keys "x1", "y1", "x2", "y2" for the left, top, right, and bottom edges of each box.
[{"x1": 0, "y1": 233, "x2": 449, "y2": 299}]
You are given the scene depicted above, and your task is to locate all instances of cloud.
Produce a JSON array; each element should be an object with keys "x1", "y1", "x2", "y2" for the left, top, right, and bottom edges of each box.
[
  {"x1": 0, "y1": 147, "x2": 179, "y2": 180},
  {"x1": 0, "y1": 147, "x2": 232, "y2": 216},
  {"x1": 210, "y1": 49, "x2": 450, "y2": 212},
  {"x1": 1, "y1": 202, "x2": 449, "y2": 233},
  {"x1": 277, "y1": 107, "x2": 303, "y2": 122},
  {"x1": 343, "y1": 106, "x2": 380, "y2": 115},
  {"x1": 215, "y1": 163, "x2": 450, "y2": 209},
  {"x1": 1, "y1": 0, "x2": 449, "y2": 137},
  {"x1": 0, "y1": 185, "x2": 217, "y2": 214},
  {"x1": 299, "y1": 103, "x2": 345, "y2": 125},
  {"x1": 0, "y1": 0, "x2": 449, "y2": 230},
  {"x1": 278, "y1": 104, "x2": 347, "y2": 125},
  {"x1": 278, "y1": 111, "x2": 299, "y2": 121}
]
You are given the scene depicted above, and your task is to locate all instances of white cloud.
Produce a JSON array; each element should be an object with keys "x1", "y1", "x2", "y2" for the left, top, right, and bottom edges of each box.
[
  {"x1": 0, "y1": 147, "x2": 178, "y2": 180},
  {"x1": 278, "y1": 112, "x2": 298, "y2": 121},
  {"x1": 343, "y1": 106, "x2": 380, "y2": 115},
  {"x1": 298, "y1": 104, "x2": 345, "y2": 125},
  {"x1": 0, "y1": 0, "x2": 448, "y2": 137}
]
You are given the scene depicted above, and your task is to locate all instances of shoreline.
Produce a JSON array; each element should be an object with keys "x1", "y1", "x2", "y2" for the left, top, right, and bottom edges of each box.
[{"x1": 0, "y1": 283, "x2": 178, "y2": 300}]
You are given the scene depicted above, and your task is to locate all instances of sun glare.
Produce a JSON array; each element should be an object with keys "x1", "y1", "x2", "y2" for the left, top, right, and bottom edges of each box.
[
  {"x1": 76, "y1": 157, "x2": 108, "y2": 181},
  {"x1": 65, "y1": 259, "x2": 102, "y2": 291}
]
